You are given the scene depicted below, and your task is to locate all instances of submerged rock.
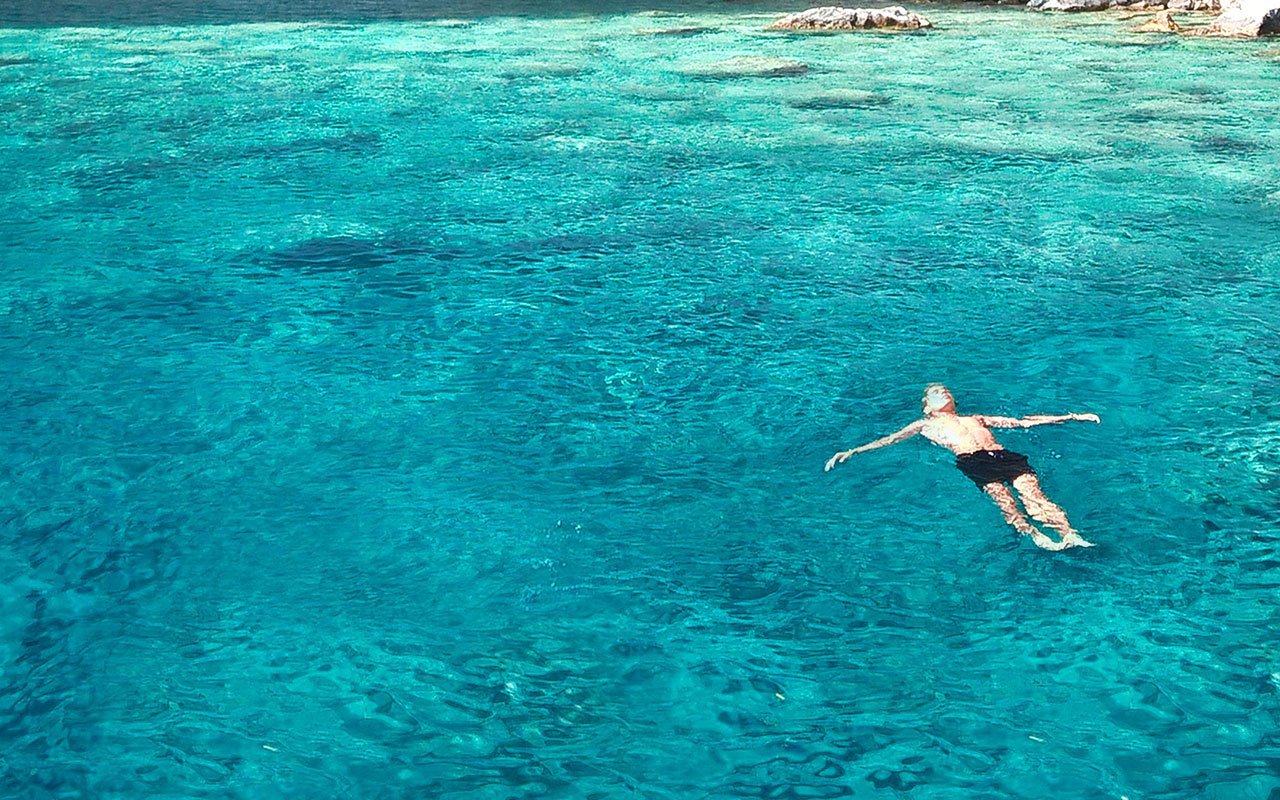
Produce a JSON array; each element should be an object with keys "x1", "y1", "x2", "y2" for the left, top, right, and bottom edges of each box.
[
  {"x1": 1196, "y1": 133, "x2": 1261, "y2": 153},
  {"x1": 789, "y1": 88, "x2": 891, "y2": 108},
  {"x1": 1196, "y1": 0, "x2": 1280, "y2": 34},
  {"x1": 501, "y1": 61, "x2": 593, "y2": 79},
  {"x1": 634, "y1": 26, "x2": 713, "y2": 36},
  {"x1": 1026, "y1": 0, "x2": 1112, "y2": 11},
  {"x1": 1135, "y1": 9, "x2": 1183, "y2": 29},
  {"x1": 680, "y1": 56, "x2": 809, "y2": 78},
  {"x1": 767, "y1": 5, "x2": 933, "y2": 30}
]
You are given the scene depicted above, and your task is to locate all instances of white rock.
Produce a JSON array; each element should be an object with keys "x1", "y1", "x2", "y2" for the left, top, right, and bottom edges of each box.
[
  {"x1": 1026, "y1": 0, "x2": 1112, "y2": 12},
  {"x1": 1165, "y1": 0, "x2": 1220, "y2": 11},
  {"x1": 1197, "y1": 0, "x2": 1280, "y2": 35},
  {"x1": 767, "y1": 6, "x2": 933, "y2": 30}
]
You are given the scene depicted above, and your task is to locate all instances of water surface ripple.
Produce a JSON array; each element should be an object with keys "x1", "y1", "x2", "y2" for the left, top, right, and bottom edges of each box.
[{"x1": 1, "y1": 6, "x2": 1279, "y2": 799}]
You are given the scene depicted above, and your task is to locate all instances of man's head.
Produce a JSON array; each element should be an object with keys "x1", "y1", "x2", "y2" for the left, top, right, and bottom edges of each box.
[{"x1": 922, "y1": 383, "x2": 956, "y2": 415}]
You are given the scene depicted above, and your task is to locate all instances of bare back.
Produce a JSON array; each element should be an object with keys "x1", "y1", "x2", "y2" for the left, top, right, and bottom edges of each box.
[{"x1": 917, "y1": 414, "x2": 1003, "y2": 455}]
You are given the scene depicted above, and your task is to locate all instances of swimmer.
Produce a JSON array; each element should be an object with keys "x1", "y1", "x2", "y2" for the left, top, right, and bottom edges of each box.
[{"x1": 825, "y1": 384, "x2": 1100, "y2": 551}]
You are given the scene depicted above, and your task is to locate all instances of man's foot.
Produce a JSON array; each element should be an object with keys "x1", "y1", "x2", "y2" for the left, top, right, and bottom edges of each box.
[
  {"x1": 1027, "y1": 530, "x2": 1069, "y2": 551},
  {"x1": 1061, "y1": 534, "x2": 1095, "y2": 549}
]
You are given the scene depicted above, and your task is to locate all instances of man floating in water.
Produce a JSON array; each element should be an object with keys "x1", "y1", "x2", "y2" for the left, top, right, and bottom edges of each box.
[{"x1": 825, "y1": 384, "x2": 1100, "y2": 551}]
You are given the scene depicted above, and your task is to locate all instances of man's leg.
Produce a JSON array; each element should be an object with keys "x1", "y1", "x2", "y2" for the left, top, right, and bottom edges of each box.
[
  {"x1": 1011, "y1": 474, "x2": 1093, "y2": 548},
  {"x1": 982, "y1": 482, "x2": 1064, "y2": 551}
]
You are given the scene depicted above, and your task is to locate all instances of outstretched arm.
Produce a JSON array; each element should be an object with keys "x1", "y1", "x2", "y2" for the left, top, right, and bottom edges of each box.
[
  {"x1": 825, "y1": 421, "x2": 923, "y2": 472},
  {"x1": 977, "y1": 413, "x2": 1100, "y2": 429}
]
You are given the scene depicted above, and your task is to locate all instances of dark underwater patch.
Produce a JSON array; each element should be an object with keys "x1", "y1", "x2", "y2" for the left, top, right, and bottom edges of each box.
[
  {"x1": 500, "y1": 62, "x2": 594, "y2": 80},
  {"x1": 254, "y1": 236, "x2": 405, "y2": 274},
  {"x1": 243, "y1": 130, "x2": 381, "y2": 158},
  {"x1": 1097, "y1": 37, "x2": 1173, "y2": 49},
  {"x1": 1195, "y1": 134, "x2": 1262, "y2": 155},
  {"x1": 52, "y1": 117, "x2": 123, "y2": 139},
  {"x1": 635, "y1": 25, "x2": 713, "y2": 36},
  {"x1": 1176, "y1": 84, "x2": 1226, "y2": 104},
  {"x1": 788, "y1": 90, "x2": 890, "y2": 110},
  {"x1": 512, "y1": 233, "x2": 629, "y2": 259},
  {"x1": 66, "y1": 158, "x2": 169, "y2": 192},
  {"x1": 238, "y1": 235, "x2": 461, "y2": 301}
]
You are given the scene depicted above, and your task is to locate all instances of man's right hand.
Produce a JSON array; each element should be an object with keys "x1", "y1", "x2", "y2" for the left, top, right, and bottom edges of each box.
[{"x1": 825, "y1": 450, "x2": 854, "y2": 472}]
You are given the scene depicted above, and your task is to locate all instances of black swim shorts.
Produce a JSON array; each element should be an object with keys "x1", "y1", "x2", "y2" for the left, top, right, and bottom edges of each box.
[{"x1": 955, "y1": 449, "x2": 1035, "y2": 488}]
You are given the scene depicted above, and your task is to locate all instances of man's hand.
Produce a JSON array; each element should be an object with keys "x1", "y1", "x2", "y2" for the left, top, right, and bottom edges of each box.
[
  {"x1": 826, "y1": 422, "x2": 921, "y2": 471},
  {"x1": 825, "y1": 450, "x2": 855, "y2": 472},
  {"x1": 1071, "y1": 413, "x2": 1101, "y2": 423}
]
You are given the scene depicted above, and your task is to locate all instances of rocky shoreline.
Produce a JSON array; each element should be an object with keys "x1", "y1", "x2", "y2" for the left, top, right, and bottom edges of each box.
[
  {"x1": 1025, "y1": 0, "x2": 1219, "y2": 12},
  {"x1": 1196, "y1": 0, "x2": 1280, "y2": 34},
  {"x1": 758, "y1": 0, "x2": 1277, "y2": 36}
]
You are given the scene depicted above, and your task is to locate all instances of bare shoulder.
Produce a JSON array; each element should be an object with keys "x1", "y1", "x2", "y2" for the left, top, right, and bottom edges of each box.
[
  {"x1": 904, "y1": 417, "x2": 932, "y2": 435},
  {"x1": 890, "y1": 418, "x2": 927, "y2": 440},
  {"x1": 915, "y1": 416, "x2": 943, "y2": 435}
]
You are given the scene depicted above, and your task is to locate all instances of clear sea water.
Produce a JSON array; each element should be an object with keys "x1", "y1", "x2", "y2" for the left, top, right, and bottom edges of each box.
[{"x1": 2, "y1": 2, "x2": 1279, "y2": 797}]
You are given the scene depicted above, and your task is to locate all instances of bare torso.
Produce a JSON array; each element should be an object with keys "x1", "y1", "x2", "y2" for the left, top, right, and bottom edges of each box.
[
  {"x1": 824, "y1": 389, "x2": 1100, "y2": 550},
  {"x1": 918, "y1": 414, "x2": 1003, "y2": 456}
]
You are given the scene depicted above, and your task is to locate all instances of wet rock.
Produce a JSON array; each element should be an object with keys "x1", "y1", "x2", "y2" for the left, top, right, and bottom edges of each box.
[
  {"x1": 1026, "y1": 0, "x2": 1112, "y2": 11},
  {"x1": 1195, "y1": 0, "x2": 1280, "y2": 35},
  {"x1": 680, "y1": 56, "x2": 809, "y2": 78},
  {"x1": 788, "y1": 88, "x2": 891, "y2": 108},
  {"x1": 1135, "y1": 10, "x2": 1183, "y2": 29},
  {"x1": 767, "y1": 5, "x2": 933, "y2": 30}
]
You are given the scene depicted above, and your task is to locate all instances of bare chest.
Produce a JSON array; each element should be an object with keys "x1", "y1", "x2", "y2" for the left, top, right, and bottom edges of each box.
[{"x1": 919, "y1": 416, "x2": 1000, "y2": 453}]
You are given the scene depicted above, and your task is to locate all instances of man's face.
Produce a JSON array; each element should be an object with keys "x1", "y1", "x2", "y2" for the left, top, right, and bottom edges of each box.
[{"x1": 923, "y1": 386, "x2": 954, "y2": 414}]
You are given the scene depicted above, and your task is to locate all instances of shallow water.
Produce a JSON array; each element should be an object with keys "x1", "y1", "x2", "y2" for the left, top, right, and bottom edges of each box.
[{"x1": 2, "y1": 4, "x2": 1279, "y2": 798}]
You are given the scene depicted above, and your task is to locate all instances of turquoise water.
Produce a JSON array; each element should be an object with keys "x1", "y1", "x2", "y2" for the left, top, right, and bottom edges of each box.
[{"x1": 3, "y1": 3, "x2": 1280, "y2": 797}]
